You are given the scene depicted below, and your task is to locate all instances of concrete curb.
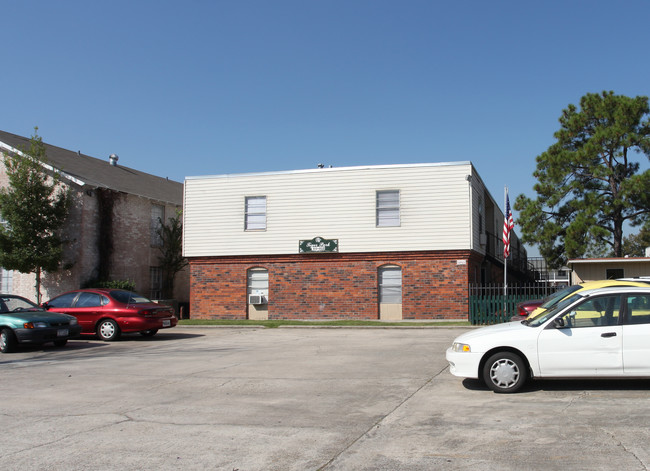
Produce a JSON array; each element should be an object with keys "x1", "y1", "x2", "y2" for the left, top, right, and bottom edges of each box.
[{"x1": 176, "y1": 324, "x2": 475, "y2": 329}]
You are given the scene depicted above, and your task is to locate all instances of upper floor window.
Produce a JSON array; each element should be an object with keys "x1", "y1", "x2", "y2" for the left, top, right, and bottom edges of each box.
[
  {"x1": 151, "y1": 204, "x2": 165, "y2": 246},
  {"x1": 376, "y1": 190, "x2": 400, "y2": 227},
  {"x1": 245, "y1": 196, "x2": 267, "y2": 231}
]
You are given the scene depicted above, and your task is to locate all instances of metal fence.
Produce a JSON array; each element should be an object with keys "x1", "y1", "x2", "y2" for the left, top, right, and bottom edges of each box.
[{"x1": 468, "y1": 283, "x2": 564, "y2": 325}]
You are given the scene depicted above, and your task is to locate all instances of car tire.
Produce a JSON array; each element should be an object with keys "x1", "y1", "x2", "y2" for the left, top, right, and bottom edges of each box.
[
  {"x1": 0, "y1": 328, "x2": 17, "y2": 353},
  {"x1": 139, "y1": 329, "x2": 158, "y2": 337},
  {"x1": 482, "y1": 351, "x2": 527, "y2": 393},
  {"x1": 96, "y1": 319, "x2": 121, "y2": 341},
  {"x1": 53, "y1": 339, "x2": 68, "y2": 347}
]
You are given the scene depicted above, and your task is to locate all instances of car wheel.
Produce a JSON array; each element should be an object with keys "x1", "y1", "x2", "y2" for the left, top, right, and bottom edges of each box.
[
  {"x1": 482, "y1": 351, "x2": 527, "y2": 393},
  {"x1": 53, "y1": 339, "x2": 68, "y2": 347},
  {"x1": 0, "y1": 328, "x2": 17, "y2": 353},
  {"x1": 96, "y1": 319, "x2": 121, "y2": 341},
  {"x1": 139, "y1": 329, "x2": 158, "y2": 337}
]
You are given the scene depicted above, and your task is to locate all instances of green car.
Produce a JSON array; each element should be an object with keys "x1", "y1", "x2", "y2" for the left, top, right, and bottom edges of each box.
[{"x1": 0, "y1": 294, "x2": 82, "y2": 353}]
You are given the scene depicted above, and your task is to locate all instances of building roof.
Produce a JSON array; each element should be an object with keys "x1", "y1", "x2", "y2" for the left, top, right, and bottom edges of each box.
[
  {"x1": 185, "y1": 160, "x2": 474, "y2": 181},
  {"x1": 568, "y1": 257, "x2": 650, "y2": 265},
  {"x1": 0, "y1": 130, "x2": 182, "y2": 205}
]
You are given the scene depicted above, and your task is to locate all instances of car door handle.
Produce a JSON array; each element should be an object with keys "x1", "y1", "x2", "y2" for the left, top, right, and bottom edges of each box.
[{"x1": 601, "y1": 332, "x2": 617, "y2": 338}]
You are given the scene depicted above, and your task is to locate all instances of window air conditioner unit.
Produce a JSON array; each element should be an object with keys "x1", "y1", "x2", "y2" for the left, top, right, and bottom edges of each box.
[{"x1": 248, "y1": 295, "x2": 266, "y2": 305}]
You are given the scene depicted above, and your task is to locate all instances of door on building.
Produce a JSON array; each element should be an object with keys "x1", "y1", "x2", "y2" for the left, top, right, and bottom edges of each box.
[
  {"x1": 247, "y1": 268, "x2": 269, "y2": 320},
  {"x1": 379, "y1": 265, "x2": 402, "y2": 320}
]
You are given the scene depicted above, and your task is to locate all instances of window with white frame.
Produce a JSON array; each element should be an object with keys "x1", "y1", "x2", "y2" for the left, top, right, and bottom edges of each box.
[
  {"x1": 376, "y1": 190, "x2": 400, "y2": 227},
  {"x1": 379, "y1": 265, "x2": 402, "y2": 303},
  {"x1": 245, "y1": 196, "x2": 267, "y2": 231},
  {"x1": 151, "y1": 204, "x2": 165, "y2": 246},
  {"x1": 247, "y1": 268, "x2": 269, "y2": 302},
  {"x1": 1, "y1": 268, "x2": 13, "y2": 292}
]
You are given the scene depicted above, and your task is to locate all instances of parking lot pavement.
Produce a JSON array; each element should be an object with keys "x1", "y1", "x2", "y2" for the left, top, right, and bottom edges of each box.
[{"x1": 1, "y1": 326, "x2": 649, "y2": 471}]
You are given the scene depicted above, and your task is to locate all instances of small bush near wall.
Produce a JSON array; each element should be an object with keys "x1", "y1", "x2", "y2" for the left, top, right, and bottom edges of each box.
[{"x1": 83, "y1": 279, "x2": 136, "y2": 292}]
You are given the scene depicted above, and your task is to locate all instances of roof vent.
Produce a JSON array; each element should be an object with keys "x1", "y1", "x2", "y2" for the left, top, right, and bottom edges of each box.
[{"x1": 109, "y1": 154, "x2": 119, "y2": 166}]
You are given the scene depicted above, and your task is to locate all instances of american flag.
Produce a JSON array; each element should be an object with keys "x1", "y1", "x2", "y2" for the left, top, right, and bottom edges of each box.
[{"x1": 502, "y1": 191, "x2": 514, "y2": 258}]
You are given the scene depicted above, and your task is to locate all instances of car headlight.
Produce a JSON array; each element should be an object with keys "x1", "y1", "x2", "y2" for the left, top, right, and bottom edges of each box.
[
  {"x1": 24, "y1": 321, "x2": 48, "y2": 329},
  {"x1": 69, "y1": 317, "x2": 78, "y2": 326},
  {"x1": 451, "y1": 342, "x2": 471, "y2": 352}
]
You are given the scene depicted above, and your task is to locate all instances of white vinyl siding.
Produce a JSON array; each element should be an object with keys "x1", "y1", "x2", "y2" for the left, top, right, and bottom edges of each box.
[
  {"x1": 184, "y1": 163, "x2": 476, "y2": 256},
  {"x1": 245, "y1": 196, "x2": 267, "y2": 231},
  {"x1": 376, "y1": 190, "x2": 400, "y2": 227}
]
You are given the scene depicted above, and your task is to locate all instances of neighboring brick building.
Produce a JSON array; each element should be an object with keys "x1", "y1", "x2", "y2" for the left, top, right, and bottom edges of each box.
[
  {"x1": 184, "y1": 163, "x2": 527, "y2": 320},
  {"x1": 0, "y1": 130, "x2": 188, "y2": 304}
]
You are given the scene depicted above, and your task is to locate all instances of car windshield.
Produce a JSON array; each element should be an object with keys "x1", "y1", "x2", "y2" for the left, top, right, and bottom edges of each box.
[
  {"x1": 527, "y1": 293, "x2": 584, "y2": 327},
  {"x1": 110, "y1": 290, "x2": 154, "y2": 304},
  {"x1": 0, "y1": 296, "x2": 40, "y2": 313},
  {"x1": 539, "y1": 285, "x2": 582, "y2": 309}
]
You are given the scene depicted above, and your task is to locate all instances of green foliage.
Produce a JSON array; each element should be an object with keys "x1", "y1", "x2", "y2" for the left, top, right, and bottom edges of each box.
[
  {"x1": 157, "y1": 209, "x2": 187, "y2": 298},
  {"x1": 0, "y1": 128, "x2": 70, "y2": 301},
  {"x1": 515, "y1": 91, "x2": 650, "y2": 267},
  {"x1": 83, "y1": 279, "x2": 136, "y2": 291},
  {"x1": 623, "y1": 227, "x2": 650, "y2": 257}
]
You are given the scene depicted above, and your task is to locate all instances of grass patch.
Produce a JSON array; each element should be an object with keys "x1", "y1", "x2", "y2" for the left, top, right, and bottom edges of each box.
[{"x1": 178, "y1": 319, "x2": 470, "y2": 328}]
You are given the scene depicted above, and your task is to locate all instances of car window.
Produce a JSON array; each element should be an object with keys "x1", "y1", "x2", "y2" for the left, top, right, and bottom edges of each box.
[
  {"x1": 48, "y1": 292, "x2": 78, "y2": 308},
  {"x1": 625, "y1": 295, "x2": 650, "y2": 324},
  {"x1": 529, "y1": 293, "x2": 584, "y2": 327},
  {"x1": 1, "y1": 296, "x2": 38, "y2": 312},
  {"x1": 539, "y1": 285, "x2": 582, "y2": 309},
  {"x1": 75, "y1": 292, "x2": 104, "y2": 308},
  {"x1": 110, "y1": 290, "x2": 153, "y2": 304},
  {"x1": 558, "y1": 295, "x2": 621, "y2": 328}
]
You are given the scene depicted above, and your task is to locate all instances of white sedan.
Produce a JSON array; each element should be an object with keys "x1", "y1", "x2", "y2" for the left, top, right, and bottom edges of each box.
[{"x1": 446, "y1": 286, "x2": 650, "y2": 393}]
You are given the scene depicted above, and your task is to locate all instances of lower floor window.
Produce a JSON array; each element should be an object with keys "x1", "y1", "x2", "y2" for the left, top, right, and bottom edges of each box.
[
  {"x1": 1, "y1": 268, "x2": 12, "y2": 293},
  {"x1": 247, "y1": 268, "x2": 269, "y2": 303},
  {"x1": 379, "y1": 265, "x2": 402, "y2": 303},
  {"x1": 150, "y1": 267, "x2": 162, "y2": 300}
]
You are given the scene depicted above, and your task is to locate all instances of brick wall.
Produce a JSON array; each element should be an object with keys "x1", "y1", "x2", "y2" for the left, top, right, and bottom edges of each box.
[
  {"x1": 1, "y1": 152, "x2": 188, "y2": 302},
  {"x1": 190, "y1": 251, "x2": 476, "y2": 320}
]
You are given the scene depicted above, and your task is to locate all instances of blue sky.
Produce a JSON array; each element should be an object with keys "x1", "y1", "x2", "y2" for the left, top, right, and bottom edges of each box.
[{"x1": 2, "y1": 1, "x2": 649, "y2": 255}]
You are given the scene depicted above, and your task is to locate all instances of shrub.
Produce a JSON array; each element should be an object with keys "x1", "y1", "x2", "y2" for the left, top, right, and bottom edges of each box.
[{"x1": 83, "y1": 279, "x2": 136, "y2": 291}]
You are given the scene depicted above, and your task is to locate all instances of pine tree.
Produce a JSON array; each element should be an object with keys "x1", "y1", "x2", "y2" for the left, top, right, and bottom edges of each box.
[{"x1": 515, "y1": 92, "x2": 650, "y2": 267}]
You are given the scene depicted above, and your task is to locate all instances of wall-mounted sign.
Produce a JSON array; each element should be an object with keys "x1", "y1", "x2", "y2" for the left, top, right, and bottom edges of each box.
[{"x1": 299, "y1": 236, "x2": 339, "y2": 253}]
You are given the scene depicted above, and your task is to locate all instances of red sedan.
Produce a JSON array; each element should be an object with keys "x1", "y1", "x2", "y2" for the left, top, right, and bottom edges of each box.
[{"x1": 43, "y1": 289, "x2": 177, "y2": 341}]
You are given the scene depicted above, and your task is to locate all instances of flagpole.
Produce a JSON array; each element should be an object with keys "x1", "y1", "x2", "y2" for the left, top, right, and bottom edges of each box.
[{"x1": 503, "y1": 186, "x2": 508, "y2": 316}]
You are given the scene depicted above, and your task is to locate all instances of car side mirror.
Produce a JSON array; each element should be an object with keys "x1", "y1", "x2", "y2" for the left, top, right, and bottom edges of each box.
[{"x1": 553, "y1": 317, "x2": 565, "y2": 328}]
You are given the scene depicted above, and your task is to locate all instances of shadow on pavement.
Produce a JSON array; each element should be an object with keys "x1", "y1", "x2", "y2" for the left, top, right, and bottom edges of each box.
[{"x1": 462, "y1": 377, "x2": 650, "y2": 393}]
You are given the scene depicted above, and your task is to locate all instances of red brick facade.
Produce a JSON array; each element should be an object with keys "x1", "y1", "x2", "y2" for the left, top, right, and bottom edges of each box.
[{"x1": 190, "y1": 250, "x2": 482, "y2": 320}]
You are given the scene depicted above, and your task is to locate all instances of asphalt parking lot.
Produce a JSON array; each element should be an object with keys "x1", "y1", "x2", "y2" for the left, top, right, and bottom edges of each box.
[{"x1": 1, "y1": 326, "x2": 649, "y2": 471}]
